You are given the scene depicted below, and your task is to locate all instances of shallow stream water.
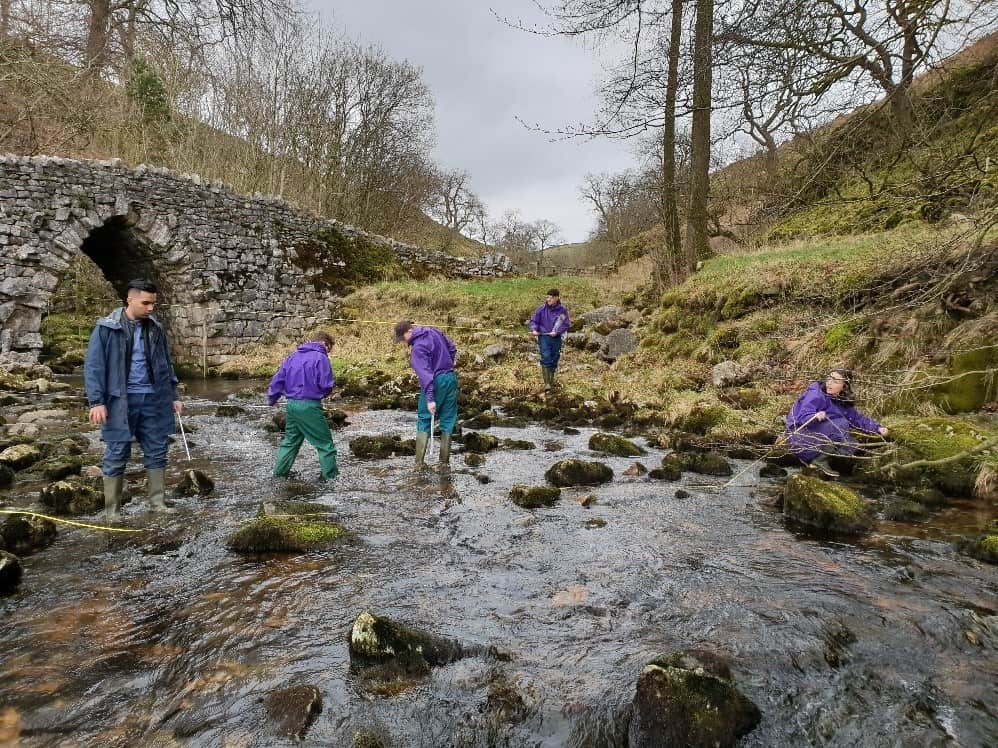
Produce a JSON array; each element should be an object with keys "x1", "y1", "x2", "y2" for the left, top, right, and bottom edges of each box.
[{"x1": 1, "y1": 379, "x2": 996, "y2": 746}]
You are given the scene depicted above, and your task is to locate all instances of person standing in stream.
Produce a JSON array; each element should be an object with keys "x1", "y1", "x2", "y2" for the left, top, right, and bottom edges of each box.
[
  {"x1": 268, "y1": 331, "x2": 339, "y2": 481},
  {"x1": 394, "y1": 320, "x2": 458, "y2": 469},
  {"x1": 529, "y1": 288, "x2": 571, "y2": 391},
  {"x1": 84, "y1": 279, "x2": 183, "y2": 520}
]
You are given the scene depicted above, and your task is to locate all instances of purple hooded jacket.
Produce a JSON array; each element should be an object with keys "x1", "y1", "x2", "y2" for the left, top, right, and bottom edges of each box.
[
  {"x1": 268, "y1": 341, "x2": 334, "y2": 405},
  {"x1": 529, "y1": 302, "x2": 571, "y2": 336},
  {"x1": 786, "y1": 381, "x2": 881, "y2": 460},
  {"x1": 407, "y1": 326, "x2": 457, "y2": 402}
]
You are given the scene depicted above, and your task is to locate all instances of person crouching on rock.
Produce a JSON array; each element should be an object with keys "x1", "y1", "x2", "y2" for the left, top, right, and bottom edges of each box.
[
  {"x1": 268, "y1": 331, "x2": 339, "y2": 481},
  {"x1": 394, "y1": 320, "x2": 458, "y2": 469},
  {"x1": 529, "y1": 288, "x2": 571, "y2": 391},
  {"x1": 785, "y1": 368, "x2": 888, "y2": 477}
]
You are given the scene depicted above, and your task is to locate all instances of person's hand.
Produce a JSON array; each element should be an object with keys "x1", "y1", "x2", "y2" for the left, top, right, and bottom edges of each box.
[
  {"x1": 428, "y1": 401, "x2": 436, "y2": 415},
  {"x1": 531, "y1": 330, "x2": 540, "y2": 337},
  {"x1": 548, "y1": 331, "x2": 557, "y2": 336},
  {"x1": 173, "y1": 400, "x2": 183, "y2": 415},
  {"x1": 88, "y1": 405, "x2": 107, "y2": 425},
  {"x1": 814, "y1": 410, "x2": 827, "y2": 421},
  {"x1": 878, "y1": 426, "x2": 889, "y2": 437}
]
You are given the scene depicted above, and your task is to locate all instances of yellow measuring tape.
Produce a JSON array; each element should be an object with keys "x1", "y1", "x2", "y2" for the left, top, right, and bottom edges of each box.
[
  {"x1": 0, "y1": 509, "x2": 144, "y2": 533},
  {"x1": 325, "y1": 317, "x2": 506, "y2": 332}
]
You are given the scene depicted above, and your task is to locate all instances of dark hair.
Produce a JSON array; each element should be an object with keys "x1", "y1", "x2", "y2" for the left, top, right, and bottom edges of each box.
[
  {"x1": 546, "y1": 288, "x2": 560, "y2": 297},
  {"x1": 126, "y1": 279, "x2": 158, "y2": 294},
  {"x1": 825, "y1": 367, "x2": 855, "y2": 403},
  {"x1": 310, "y1": 331, "x2": 334, "y2": 348},
  {"x1": 393, "y1": 320, "x2": 413, "y2": 341}
]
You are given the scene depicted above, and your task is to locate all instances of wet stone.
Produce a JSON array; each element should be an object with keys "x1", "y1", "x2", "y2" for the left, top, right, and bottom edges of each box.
[
  {"x1": 462, "y1": 432, "x2": 500, "y2": 453},
  {"x1": 264, "y1": 684, "x2": 322, "y2": 740},
  {"x1": 783, "y1": 474, "x2": 873, "y2": 535},
  {"x1": 226, "y1": 515, "x2": 345, "y2": 553},
  {"x1": 509, "y1": 485, "x2": 560, "y2": 509},
  {"x1": 0, "y1": 464, "x2": 13, "y2": 489},
  {"x1": 882, "y1": 500, "x2": 928, "y2": 522},
  {"x1": 584, "y1": 518, "x2": 607, "y2": 529},
  {"x1": 589, "y1": 432, "x2": 645, "y2": 456},
  {"x1": 759, "y1": 464, "x2": 788, "y2": 479},
  {"x1": 475, "y1": 473, "x2": 491, "y2": 484},
  {"x1": 545, "y1": 459, "x2": 613, "y2": 487},
  {"x1": 40, "y1": 478, "x2": 102, "y2": 515},
  {"x1": 349, "y1": 435, "x2": 416, "y2": 459},
  {"x1": 0, "y1": 443, "x2": 42, "y2": 471},
  {"x1": 464, "y1": 453, "x2": 486, "y2": 467},
  {"x1": 959, "y1": 533, "x2": 998, "y2": 565},
  {"x1": 501, "y1": 438, "x2": 535, "y2": 450},
  {"x1": 215, "y1": 404, "x2": 245, "y2": 417},
  {"x1": 0, "y1": 550, "x2": 23, "y2": 594},
  {"x1": 651, "y1": 454, "x2": 683, "y2": 481},
  {"x1": 677, "y1": 451, "x2": 733, "y2": 477},
  {"x1": 0, "y1": 514, "x2": 57, "y2": 554},
  {"x1": 31, "y1": 456, "x2": 83, "y2": 482},
  {"x1": 575, "y1": 493, "x2": 597, "y2": 507},
  {"x1": 629, "y1": 649, "x2": 761, "y2": 748},
  {"x1": 353, "y1": 729, "x2": 392, "y2": 748},
  {"x1": 462, "y1": 412, "x2": 493, "y2": 430},
  {"x1": 623, "y1": 462, "x2": 647, "y2": 476},
  {"x1": 675, "y1": 489, "x2": 691, "y2": 499},
  {"x1": 174, "y1": 469, "x2": 214, "y2": 497}
]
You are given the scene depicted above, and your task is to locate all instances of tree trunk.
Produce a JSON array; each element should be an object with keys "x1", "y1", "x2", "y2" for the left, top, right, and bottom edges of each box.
[
  {"x1": 85, "y1": 0, "x2": 112, "y2": 76},
  {"x1": 656, "y1": 0, "x2": 684, "y2": 290},
  {"x1": 686, "y1": 0, "x2": 713, "y2": 264}
]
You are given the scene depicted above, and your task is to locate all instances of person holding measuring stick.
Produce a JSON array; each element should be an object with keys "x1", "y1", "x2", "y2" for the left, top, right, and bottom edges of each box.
[
  {"x1": 394, "y1": 320, "x2": 458, "y2": 470},
  {"x1": 84, "y1": 279, "x2": 183, "y2": 520},
  {"x1": 785, "y1": 368, "x2": 888, "y2": 477},
  {"x1": 529, "y1": 289, "x2": 571, "y2": 392}
]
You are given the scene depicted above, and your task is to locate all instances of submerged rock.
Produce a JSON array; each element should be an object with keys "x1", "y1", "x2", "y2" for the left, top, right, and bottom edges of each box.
[
  {"x1": 882, "y1": 500, "x2": 928, "y2": 522},
  {"x1": 501, "y1": 438, "x2": 535, "y2": 450},
  {"x1": 175, "y1": 469, "x2": 214, "y2": 497},
  {"x1": 510, "y1": 485, "x2": 560, "y2": 508},
  {"x1": 463, "y1": 432, "x2": 500, "y2": 453},
  {"x1": 628, "y1": 650, "x2": 761, "y2": 748},
  {"x1": 783, "y1": 474, "x2": 873, "y2": 535},
  {"x1": 0, "y1": 513, "x2": 57, "y2": 554},
  {"x1": 349, "y1": 435, "x2": 416, "y2": 459},
  {"x1": 589, "y1": 433, "x2": 645, "y2": 457},
  {"x1": 0, "y1": 550, "x2": 23, "y2": 594},
  {"x1": 226, "y1": 515, "x2": 345, "y2": 553},
  {"x1": 545, "y1": 459, "x2": 613, "y2": 487},
  {"x1": 39, "y1": 478, "x2": 103, "y2": 515},
  {"x1": 959, "y1": 533, "x2": 998, "y2": 565},
  {"x1": 0, "y1": 464, "x2": 14, "y2": 489},
  {"x1": 264, "y1": 684, "x2": 322, "y2": 740},
  {"x1": 677, "y1": 451, "x2": 733, "y2": 476}
]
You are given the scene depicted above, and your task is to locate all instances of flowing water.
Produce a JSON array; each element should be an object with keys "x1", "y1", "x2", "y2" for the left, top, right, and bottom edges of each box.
[{"x1": 1, "y1": 380, "x2": 996, "y2": 747}]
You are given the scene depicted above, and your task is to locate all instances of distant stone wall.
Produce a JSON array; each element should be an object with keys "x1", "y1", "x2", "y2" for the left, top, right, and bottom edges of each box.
[{"x1": 0, "y1": 154, "x2": 511, "y2": 366}]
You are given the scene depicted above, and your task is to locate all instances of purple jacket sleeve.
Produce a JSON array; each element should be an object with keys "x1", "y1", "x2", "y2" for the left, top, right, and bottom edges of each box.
[
  {"x1": 268, "y1": 358, "x2": 288, "y2": 406},
  {"x1": 529, "y1": 304, "x2": 543, "y2": 333},
  {"x1": 411, "y1": 345, "x2": 436, "y2": 402},
  {"x1": 843, "y1": 406, "x2": 881, "y2": 434},
  {"x1": 789, "y1": 385, "x2": 827, "y2": 429}
]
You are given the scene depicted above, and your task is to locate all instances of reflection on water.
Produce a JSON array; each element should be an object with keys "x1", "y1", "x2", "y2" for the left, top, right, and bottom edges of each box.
[{"x1": 1, "y1": 381, "x2": 996, "y2": 746}]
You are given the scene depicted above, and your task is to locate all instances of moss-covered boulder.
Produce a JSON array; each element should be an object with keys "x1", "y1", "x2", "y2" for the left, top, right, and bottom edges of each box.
[
  {"x1": 39, "y1": 478, "x2": 103, "y2": 515},
  {"x1": 464, "y1": 453, "x2": 486, "y2": 467},
  {"x1": 0, "y1": 550, "x2": 23, "y2": 594},
  {"x1": 960, "y1": 533, "x2": 998, "y2": 565},
  {"x1": 215, "y1": 404, "x2": 245, "y2": 417},
  {"x1": 463, "y1": 432, "x2": 500, "y2": 453},
  {"x1": 678, "y1": 451, "x2": 733, "y2": 477},
  {"x1": 259, "y1": 500, "x2": 333, "y2": 518},
  {"x1": 510, "y1": 485, "x2": 560, "y2": 508},
  {"x1": 0, "y1": 443, "x2": 42, "y2": 471},
  {"x1": 882, "y1": 500, "x2": 928, "y2": 522},
  {"x1": 783, "y1": 474, "x2": 873, "y2": 535},
  {"x1": 501, "y1": 438, "x2": 535, "y2": 450},
  {"x1": 671, "y1": 402, "x2": 729, "y2": 435},
  {"x1": 174, "y1": 469, "x2": 214, "y2": 498},
  {"x1": 545, "y1": 459, "x2": 614, "y2": 487},
  {"x1": 588, "y1": 432, "x2": 645, "y2": 456},
  {"x1": 226, "y1": 515, "x2": 345, "y2": 553},
  {"x1": 0, "y1": 514, "x2": 57, "y2": 554},
  {"x1": 349, "y1": 435, "x2": 416, "y2": 459},
  {"x1": 348, "y1": 611, "x2": 479, "y2": 677},
  {"x1": 0, "y1": 464, "x2": 14, "y2": 489},
  {"x1": 629, "y1": 650, "x2": 761, "y2": 748},
  {"x1": 264, "y1": 685, "x2": 322, "y2": 740},
  {"x1": 31, "y1": 456, "x2": 84, "y2": 482}
]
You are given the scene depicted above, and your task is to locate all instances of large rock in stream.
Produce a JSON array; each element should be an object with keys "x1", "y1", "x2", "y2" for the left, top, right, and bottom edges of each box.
[
  {"x1": 628, "y1": 650, "x2": 761, "y2": 748},
  {"x1": 263, "y1": 684, "x2": 322, "y2": 740},
  {"x1": 40, "y1": 478, "x2": 103, "y2": 515},
  {"x1": 545, "y1": 459, "x2": 614, "y2": 487},
  {"x1": 0, "y1": 513, "x2": 57, "y2": 554},
  {"x1": 783, "y1": 474, "x2": 873, "y2": 535},
  {"x1": 589, "y1": 432, "x2": 645, "y2": 456},
  {"x1": 0, "y1": 443, "x2": 43, "y2": 471},
  {"x1": 349, "y1": 435, "x2": 416, "y2": 459},
  {"x1": 226, "y1": 501, "x2": 346, "y2": 553},
  {"x1": 0, "y1": 550, "x2": 23, "y2": 594},
  {"x1": 510, "y1": 485, "x2": 560, "y2": 508}
]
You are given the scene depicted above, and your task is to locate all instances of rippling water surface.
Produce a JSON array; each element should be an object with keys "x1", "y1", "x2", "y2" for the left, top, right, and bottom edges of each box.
[{"x1": 1, "y1": 380, "x2": 996, "y2": 747}]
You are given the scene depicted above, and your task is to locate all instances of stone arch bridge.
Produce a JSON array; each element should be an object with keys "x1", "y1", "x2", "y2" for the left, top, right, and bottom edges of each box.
[{"x1": 0, "y1": 154, "x2": 510, "y2": 367}]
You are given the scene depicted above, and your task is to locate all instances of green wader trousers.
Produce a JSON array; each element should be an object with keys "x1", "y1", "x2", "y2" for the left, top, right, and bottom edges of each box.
[{"x1": 273, "y1": 399, "x2": 339, "y2": 480}]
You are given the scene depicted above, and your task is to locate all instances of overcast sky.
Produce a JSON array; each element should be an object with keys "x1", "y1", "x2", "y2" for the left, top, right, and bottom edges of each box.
[{"x1": 310, "y1": 0, "x2": 637, "y2": 243}]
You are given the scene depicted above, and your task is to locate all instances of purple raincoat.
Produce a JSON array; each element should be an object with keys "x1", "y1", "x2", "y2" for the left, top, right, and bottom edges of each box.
[
  {"x1": 268, "y1": 341, "x2": 334, "y2": 405},
  {"x1": 785, "y1": 381, "x2": 882, "y2": 462},
  {"x1": 529, "y1": 302, "x2": 571, "y2": 336},
  {"x1": 408, "y1": 326, "x2": 457, "y2": 402}
]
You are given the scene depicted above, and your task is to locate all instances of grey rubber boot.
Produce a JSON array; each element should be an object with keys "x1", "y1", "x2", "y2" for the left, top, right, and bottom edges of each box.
[
  {"x1": 810, "y1": 456, "x2": 840, "y2": 478},
  {"x1": 438, "y1": 433, "x2": 452, "y2": 466},
  {"x1": 414, "y1": 432, "x2": 429, "y2": 468},
  {"x1": 147, "y1": 468, "x2": 176, "y2": 512},
  {"x1": 542, "y1": 367, "x2": 553, "y2": 391},
  {"x1": 103, "y1": 475, "x2": 124, "y2": 521}
]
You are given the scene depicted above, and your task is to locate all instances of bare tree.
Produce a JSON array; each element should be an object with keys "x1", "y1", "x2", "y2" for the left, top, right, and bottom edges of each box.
[{"x1": 428, "y1": 168, "x2": 485, "y2": 236}]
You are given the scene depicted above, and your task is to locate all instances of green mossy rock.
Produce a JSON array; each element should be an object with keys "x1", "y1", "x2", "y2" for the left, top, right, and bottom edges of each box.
[
  {"x1": 652, "y1": 453, "x2": 684, "y2": 481},
  {"x1": 783, "y1": 474, "x2": 873, "y2": 535},
  {"x1": 349, "y1": 435, "x2": 416, "y2": 459},
  {"x1": 0, "y1": 443, "x2": 43, "y2": 471},
  {"x1": 678, "y1": 451, "x2": 734, "y2": 477},
  {"x1": 931, "y1": 342, "x2": 998, "y2": 413},
  {"x1": 0, "y1": 550, "x2": 23, "y2": 594},
  {"x1": 31, "y1": 456, "x2": 84, "y2": 482},
  {"x1": 463, "y1": 432, "x2": 500, "y2": 453},
  {"x1": 960, "y1": 534, "x2": 998, "y2": 565},
  {"x1": 671, "y1": 403, "x2": 729, "y2": 435},
  {"x1": 259, "y1": 500, "x2": 333, "y2": 518},
  {"x1": 464, "y1": 453, "x2": 486, "y2": 467},
  {"x1": 39, "y1": 478, "x2": 103, "y2": 515},
  {"x1": 226, "y1": 515, "x2": 345, "y2": 553},
  {"x1": 588, "y1": 432, "x2": 646, "y2": 456},
  {"x1": 630, "y1": 650, "x2": 761, "y2": 748},
  {"x1": 501, "y1": 438, "x2": 535, "y2": 450},
  {"x1": 882, "y1": 500, "x2": 928, "y2": 522},
  {"x1": 510, "y1": 484, "x2": 560, "y2": 508},
  {"x1": 545, "y1": 459, "x2": 614, "y2": 487}
]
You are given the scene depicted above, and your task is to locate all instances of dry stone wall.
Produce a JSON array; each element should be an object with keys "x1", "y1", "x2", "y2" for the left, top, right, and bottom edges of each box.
[{"x1": 0, "y1": 154, "x2": 511, "y2": 366}]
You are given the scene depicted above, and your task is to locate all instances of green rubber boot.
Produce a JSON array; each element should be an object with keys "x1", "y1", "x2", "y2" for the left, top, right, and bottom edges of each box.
[
  {"x1": 147, "y1": 468, "x2": 176, "y2": 513},
  {"x1": 542, "y1": 367, "x2": 553, "y2": 391},
  {"x1": 439, "y1": 433, "x2": 452, "y2": 467},
  {"x1": 414, "y1": 432, "x2": 429, "y2": 468},
  {"x1": 103, "y1": 475, "x2": 123, "y2": 521}
]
